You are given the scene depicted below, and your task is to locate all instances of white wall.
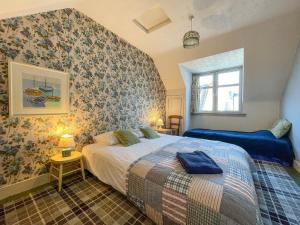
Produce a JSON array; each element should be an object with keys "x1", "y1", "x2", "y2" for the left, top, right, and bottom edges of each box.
[
  {"x1": 179, "y1": 65, "x2": 192, "y2": 131},
  {"x1": 154, "y1": 11, "x2": 300, "y2": 131},
  {"x1": 190, "y1": 101, "x2": 280, "y2": 131},
  {"x1": 282, "y1": 42, "x2": 300, "y2": 161}
]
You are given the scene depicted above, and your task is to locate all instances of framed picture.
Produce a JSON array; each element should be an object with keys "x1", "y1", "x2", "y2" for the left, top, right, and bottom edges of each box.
[{"x1": 8, "y1": 61, "x2": 70, "y2": 116}]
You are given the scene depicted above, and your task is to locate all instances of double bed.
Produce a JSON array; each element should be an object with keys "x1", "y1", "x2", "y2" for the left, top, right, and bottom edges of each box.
[{"x1": 83, "y1": 134, "x2": 262, "y2": 225}]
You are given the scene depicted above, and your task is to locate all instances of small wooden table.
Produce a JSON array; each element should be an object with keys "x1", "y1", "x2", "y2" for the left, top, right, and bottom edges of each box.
[
  {"x1": 155, "y1": 128, "x2": 175, "y2": 135},
  {"x1": 50, "y1": 151, "x2": 85, "y2": 192}
]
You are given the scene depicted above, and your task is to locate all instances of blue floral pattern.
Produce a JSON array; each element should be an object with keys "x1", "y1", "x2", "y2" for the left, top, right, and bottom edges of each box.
[{"x1": 0, "y1": 9, "x2": 166, "y2": 186}]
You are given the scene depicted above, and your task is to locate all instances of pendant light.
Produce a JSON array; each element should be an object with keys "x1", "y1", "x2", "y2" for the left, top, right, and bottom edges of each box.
[{"x1": 183, "y1": 15, "x2": 200, "y2": 49}]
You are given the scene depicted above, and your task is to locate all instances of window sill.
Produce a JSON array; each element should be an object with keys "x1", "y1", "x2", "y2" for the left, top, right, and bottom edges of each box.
[{"x1": 192, "y1": 112, "x2": 247, "y2": 117}]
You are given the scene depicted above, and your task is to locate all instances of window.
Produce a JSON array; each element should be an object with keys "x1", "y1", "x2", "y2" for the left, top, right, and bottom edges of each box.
[{"x1": 191, "y1": 67, "x2": 243, "y2": 114}]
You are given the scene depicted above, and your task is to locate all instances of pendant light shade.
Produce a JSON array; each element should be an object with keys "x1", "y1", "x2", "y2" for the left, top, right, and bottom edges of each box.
[{"x1": 183, "y1": 15, "x2": 200, "y2": 49}]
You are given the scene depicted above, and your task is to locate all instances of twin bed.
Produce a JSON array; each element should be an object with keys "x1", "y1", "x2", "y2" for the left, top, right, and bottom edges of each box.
[
  {"x1": 83, "y1": 133, "x2": 262, "y2": 225},
  {"x1": 184, "y1": 129, "x2": 294, "y2": 166}
]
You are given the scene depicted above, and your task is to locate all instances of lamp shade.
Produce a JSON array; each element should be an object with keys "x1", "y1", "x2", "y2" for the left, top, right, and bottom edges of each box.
[
  {"x1": 183, "y1": 30, "x2": 200, "y2": 49},
  {"x1": 183, "y1": 15, "x2": 200, "y2": 49},
  {"x1": 157, "y1": 118, "x2": 164, "y2": 126},
  {"x1": 58, "y1": 134, "x2": 75, "y2": 148}
]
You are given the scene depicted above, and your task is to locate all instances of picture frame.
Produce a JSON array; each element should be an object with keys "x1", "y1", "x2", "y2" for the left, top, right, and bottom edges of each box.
[{"x1": 8, "y1": 61, "x2": 70, "y2": 116}]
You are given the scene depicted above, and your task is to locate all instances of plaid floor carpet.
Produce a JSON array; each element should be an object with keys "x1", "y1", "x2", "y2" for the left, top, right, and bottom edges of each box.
[
  {"x1": 0, "y1": 174, "x2": 153, "y2": 225},
  {"x1": 0, "y1": 161, "x2": 299, "y2": 225},
  {"x1": 254, "y1": 161, "x2": 300, "y2": 225}
]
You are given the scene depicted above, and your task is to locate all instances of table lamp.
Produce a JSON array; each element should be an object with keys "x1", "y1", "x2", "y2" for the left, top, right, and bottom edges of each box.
[
  {"x1": 58, "y1": 134, "x2": 75, "y2": 157},
  {"x1": 157, "y1": 118, "x2": 164, "y2": 129}
]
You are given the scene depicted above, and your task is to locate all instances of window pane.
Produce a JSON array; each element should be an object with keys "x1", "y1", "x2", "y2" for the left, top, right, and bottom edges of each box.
[
  {"x1": 199, "y1": 75, "x2": 213, "y2": 88},
  {"x1": 218, "y1": 70, "x2": 240, "y2": 86},
  {"x1": 199, "y1": 88, "x2": 213, "y2": 111},
  {"x1": 218, "y1": 86, "x2": 240, "y2": 111}
]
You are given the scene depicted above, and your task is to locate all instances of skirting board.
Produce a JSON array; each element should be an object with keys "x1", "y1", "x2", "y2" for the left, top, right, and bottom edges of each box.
[
  {"x1": 294, "y1": 160, "x2": 300, "y2": 173},
  {"x1": 0, "y1": 173, "x2": 49, "y2": 201}
]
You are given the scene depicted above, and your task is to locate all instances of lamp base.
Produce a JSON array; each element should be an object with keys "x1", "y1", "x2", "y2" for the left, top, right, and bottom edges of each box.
[{"x1": 62, "y1": 148, "x2": 72, "y2": 157}]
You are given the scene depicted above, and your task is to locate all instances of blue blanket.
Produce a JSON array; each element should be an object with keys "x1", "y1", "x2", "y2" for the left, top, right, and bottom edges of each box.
[
  {"x1": 183, "y1": 129, "x2": 294, "y2": 166},
  {"x1": 177, "y1": 151, "x2": 223, "y2": 174}
]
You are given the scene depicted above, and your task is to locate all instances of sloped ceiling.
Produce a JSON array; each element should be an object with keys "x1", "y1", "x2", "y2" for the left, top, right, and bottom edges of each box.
[
  {"x1": 74, "y1": 0, "x2": 300, "y2": 57},
  {"x1": 181, "y1": 48, "x2": 244, "y2": 74},
  {"x1": 1, "y1": 0, "x2": 300, "y2": 58},
  {"x1": 0, "y1": 0, "x2": 80, "y2": 19}
]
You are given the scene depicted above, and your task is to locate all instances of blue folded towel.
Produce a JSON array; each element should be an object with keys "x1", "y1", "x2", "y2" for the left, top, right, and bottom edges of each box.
[{"x1": 177, "y1": 151, "x2": 223, "y2": 174}]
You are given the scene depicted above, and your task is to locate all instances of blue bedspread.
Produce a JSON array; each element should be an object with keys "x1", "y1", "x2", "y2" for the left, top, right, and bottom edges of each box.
[{"x1": 183, "y1": 129, "x2": 294, "y2": 166}]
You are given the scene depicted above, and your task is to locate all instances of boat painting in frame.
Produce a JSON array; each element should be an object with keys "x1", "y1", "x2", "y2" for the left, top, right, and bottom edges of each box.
[{"x1": 8, "y1": 61, "x2": 70, "y2": 116}]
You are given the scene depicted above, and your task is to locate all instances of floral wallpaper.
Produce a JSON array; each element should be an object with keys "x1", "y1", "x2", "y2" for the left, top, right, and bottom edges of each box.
[{"x1": 0, "y1": 8, "x2": 166, "y2": 186}]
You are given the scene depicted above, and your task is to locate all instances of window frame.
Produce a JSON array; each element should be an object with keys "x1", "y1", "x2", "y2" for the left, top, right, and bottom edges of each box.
[{"x1": 193, "y1": 66, "x2": 244, "y2": 115}]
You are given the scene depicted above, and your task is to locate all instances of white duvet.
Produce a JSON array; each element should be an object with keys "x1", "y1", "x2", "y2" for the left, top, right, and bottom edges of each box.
[{"x1": 82, "y1": 134, "x2": 182, "y2": 194}]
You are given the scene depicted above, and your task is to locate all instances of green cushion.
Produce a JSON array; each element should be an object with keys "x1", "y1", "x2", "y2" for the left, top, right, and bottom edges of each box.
[
  {"x1": 113, "y1": 130, "x2": 140, "y2": 146},
  {"x1": 140, "y1": 127, "x2": 160, "y2": 139},
  {"x1": 270, "y1": 119, "x2": 292, "y2": 138}
]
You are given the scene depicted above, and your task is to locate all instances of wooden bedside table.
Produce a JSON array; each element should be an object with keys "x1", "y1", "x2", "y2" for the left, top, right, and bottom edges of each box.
[
  {"x1": 155, "y1": 128, "x2": 175, "y2": 135},
  {"x1": 50, "y1": 151, "x2": 85, "y2": 192}
]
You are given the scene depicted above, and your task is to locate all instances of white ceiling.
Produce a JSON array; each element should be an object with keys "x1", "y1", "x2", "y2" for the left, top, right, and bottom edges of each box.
[
  {"x1": 181, "y1": 48, "x2": 244, "y2": 74},
  {"x1": 74, "y1": 0, "x2": 300, "y2": 57},
  {"x1": 1, "y1": 0, "x2": 300, "y2": 57},
  {"x1": 0, "y1": 0, "x2": 80, "y2": 19}
]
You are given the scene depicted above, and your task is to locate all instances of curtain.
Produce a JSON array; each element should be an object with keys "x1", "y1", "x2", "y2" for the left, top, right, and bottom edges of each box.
[{"x1": 191, "y1": 75, "x2": 200, "y2": 113}]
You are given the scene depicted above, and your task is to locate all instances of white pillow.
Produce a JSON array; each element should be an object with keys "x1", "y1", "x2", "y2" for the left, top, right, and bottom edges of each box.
[
  {"x1": 94, "y1": 131, "x2": 119, "y2": 145},
  {"x1": 130, "y1": 129, "x2": 144, "y2": 138}
]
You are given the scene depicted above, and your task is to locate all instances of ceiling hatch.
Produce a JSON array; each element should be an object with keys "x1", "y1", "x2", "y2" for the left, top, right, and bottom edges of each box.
[{"x1": 133, "y1": 6, "x2": 171, "y2": 33}]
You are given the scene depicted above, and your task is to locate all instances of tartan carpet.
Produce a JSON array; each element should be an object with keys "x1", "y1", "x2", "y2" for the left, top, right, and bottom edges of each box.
[
  {"x1": 254, "y1": 161, "x2": 300, "y2": 225},
  {"x1": 0, "y1": 173, "x2": 153, "y2": 225},
  {"x1": 0, "y1": 161, "x2": 299, "y2": 225}
]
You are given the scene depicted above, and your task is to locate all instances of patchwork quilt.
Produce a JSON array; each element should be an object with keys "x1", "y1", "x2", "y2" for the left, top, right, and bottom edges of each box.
[{"x1": 125, "y1": 137, "x2": 262, "y2": 225}]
